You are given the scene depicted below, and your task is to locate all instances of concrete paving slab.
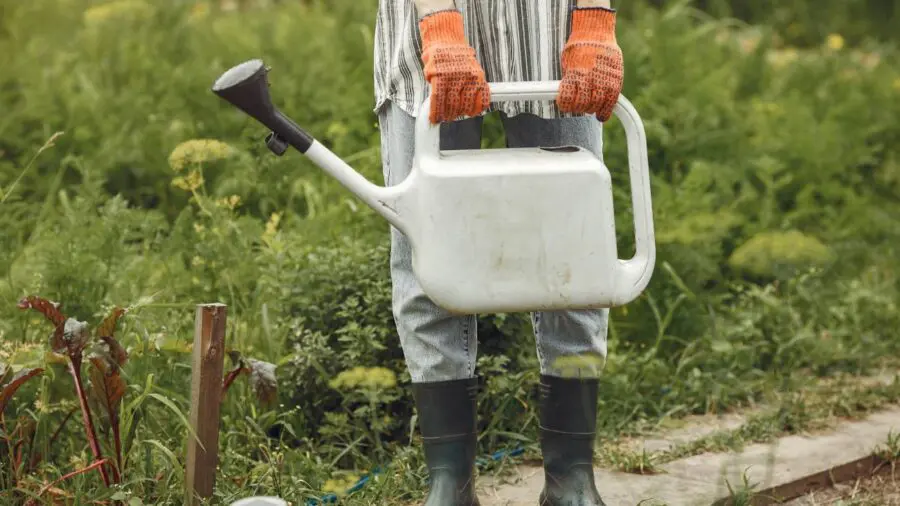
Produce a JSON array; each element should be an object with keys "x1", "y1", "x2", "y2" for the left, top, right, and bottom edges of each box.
[
  {"x1": 635, "y1": 413, "x2": 748, "y2": 454},
  {"x1": 662, "y1": 408, "x2": 900, "y2": 491},
  {"x1": 476, "y1": 407, "x2": 900, "y2": 506},
  {"x1": 479, "y1": 468, "x2": 727, "y2": 506}
]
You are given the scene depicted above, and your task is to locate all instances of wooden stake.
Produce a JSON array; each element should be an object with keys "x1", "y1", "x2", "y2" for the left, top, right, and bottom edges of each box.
[{"x1": 185, "y1": 303, "x2": 227, "y2": 505}]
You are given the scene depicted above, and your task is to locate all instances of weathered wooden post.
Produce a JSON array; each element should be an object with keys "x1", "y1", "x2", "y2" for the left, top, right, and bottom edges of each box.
[{"x1": 185, "y1": 303, "x2": 228, "y2": 505}]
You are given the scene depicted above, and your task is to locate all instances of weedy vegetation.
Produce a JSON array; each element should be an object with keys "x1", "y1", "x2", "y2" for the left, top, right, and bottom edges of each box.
[{"x1": 1, "y1": 0, "x2": 899, "y2": 504}]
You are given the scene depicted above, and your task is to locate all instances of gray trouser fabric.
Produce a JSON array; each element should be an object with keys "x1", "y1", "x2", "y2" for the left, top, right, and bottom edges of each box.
[{"x1": 378, "y1": 101, "x2": 609, "y2": 383}]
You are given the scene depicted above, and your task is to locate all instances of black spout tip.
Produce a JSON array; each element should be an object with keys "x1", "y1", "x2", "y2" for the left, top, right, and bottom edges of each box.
[
  {"x1": 212, "y1": 59, "x2": 315, "y2": 154},
  {"x1": 211, "y1": 59, "x2": 276, "y2": 125},
  {"x1": 212, "y1": 59, "x2": 267, "y2": 95}
]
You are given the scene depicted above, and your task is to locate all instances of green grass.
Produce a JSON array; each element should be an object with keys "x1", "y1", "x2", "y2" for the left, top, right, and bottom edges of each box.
[{"x1": 1, "y1": 0, "x2": 900, "y2": 505}]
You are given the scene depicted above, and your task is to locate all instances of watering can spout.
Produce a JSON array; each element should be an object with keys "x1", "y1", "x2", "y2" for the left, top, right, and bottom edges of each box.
[{"x1": 211, "y1": 59, "x2": 405, "y2": 232}]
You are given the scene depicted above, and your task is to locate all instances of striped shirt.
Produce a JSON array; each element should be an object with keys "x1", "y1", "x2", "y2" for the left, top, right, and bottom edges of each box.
[{"x1": 373, "y1": 0, "x2": 579, "y2": 120}]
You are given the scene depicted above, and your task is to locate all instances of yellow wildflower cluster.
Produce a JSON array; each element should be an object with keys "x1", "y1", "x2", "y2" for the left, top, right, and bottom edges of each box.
[
  {"x1": 83, "y1": 0, "x2": 152, "y2": 26},
  {"x1": 171, "y1": 169, "x2": 204, "y2": 192},
  {"x1": 0, "y1": 339, "x2": 15, "y2": 361},
  {"x1": 329, "y1": 366, "x2": 398, "y2": 391},
  {"x1": 264, "y1": 212, "x2": 282, "y2": 239},
  {"x1": 322, "y1": 473, "x2": 361, "y2": 495},
  {"x1": 0, "y1": 341, "x2": 43, "y2": 364},
  {"x1": 168, "y1": 139, "x2": 235, "y2": 173},
  {"x1": 216, "y1": 195, "x2": 242, "y2": 210}
]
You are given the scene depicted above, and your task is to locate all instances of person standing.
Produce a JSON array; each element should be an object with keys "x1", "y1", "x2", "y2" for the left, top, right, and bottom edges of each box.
[{"x1": 373, "y1": 0, "x2": 624, "y2": 504}]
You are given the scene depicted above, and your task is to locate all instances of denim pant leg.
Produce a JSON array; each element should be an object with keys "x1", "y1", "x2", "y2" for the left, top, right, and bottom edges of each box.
[
  {"x1": 378, "y1": 101, "x2": 484, "y2": 383},
  {"x1": 500, "y1": 112, "x2": 611, "y2": 379}
]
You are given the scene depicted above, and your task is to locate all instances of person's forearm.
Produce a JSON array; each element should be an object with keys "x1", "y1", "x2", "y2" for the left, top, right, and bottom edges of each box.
[
  {"x1": 414, "y1": 0, "x2": 455, "y2": 17},
  {"x1": 576, "y1": 0, "x2": 612, "y2": 7}
]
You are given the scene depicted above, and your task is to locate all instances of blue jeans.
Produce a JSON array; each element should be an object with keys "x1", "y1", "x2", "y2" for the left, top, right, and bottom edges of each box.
[{"x1": 378, "y1": 101, "x2": 609, "y2": 383}]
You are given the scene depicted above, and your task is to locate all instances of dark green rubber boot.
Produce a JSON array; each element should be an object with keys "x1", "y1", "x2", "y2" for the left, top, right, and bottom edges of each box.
[
  {"x1": 411, "y1": 378, "x2": 481, "y2": 506},
  {"x1": 538, "y1": 375, "x2": 606, "y2": 506}
]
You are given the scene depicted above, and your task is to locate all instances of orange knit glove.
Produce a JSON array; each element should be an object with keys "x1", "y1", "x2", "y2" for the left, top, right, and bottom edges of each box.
[
  {"x1": 419, "y1": 10, "x2": 491, "y2": 124},
  {"x1": 557, "y1": 7, "x2": 623, "y2": 122}
]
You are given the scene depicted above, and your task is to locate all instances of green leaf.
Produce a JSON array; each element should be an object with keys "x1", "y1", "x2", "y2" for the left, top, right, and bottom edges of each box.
[
  {"x1": 147, "y1": 393, "x2": 201, "y2": 448},
  {"x1": 143, "y1": 439, "x2": 181, "y2": 471}
]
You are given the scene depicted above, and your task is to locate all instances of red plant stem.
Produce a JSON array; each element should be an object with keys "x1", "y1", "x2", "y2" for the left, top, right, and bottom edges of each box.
[
  {"x1": 37, "y1": 458, "x2": 109, "y2": 497},
  {"x1": 221, "y1": 367, "x2": 248, "y2": 402},
  {"x1": 13, "y1": 437, "x2": 24, "y2": 472},
  {"x1": 68, "y1": 356, "x2": 112, "y2": 487},
  {"x1": 49, "y1": 407, "x2": 77, "y2": 448}
]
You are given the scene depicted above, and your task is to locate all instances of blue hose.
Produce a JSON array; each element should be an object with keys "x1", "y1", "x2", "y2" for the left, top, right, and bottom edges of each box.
[{"x1": 304, "y1": 445, "x2": 524, "y2": 505}]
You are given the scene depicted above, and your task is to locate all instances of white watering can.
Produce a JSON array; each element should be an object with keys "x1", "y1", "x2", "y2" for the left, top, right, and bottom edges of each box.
[
  {"x1": 230, "y1": 497, "x2": 287, "y2": 506},
  {"x1": 212, "y1": 59, "x2": 655, "y2": 314}
]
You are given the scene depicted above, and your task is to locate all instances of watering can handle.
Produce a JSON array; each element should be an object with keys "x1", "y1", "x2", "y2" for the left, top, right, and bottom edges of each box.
[{"x1": 415, "y1": 81, "x2": 656, "y2": 303}]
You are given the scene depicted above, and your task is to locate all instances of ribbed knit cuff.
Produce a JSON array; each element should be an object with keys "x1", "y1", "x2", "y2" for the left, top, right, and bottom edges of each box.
[
  {"x1": 418, "y1": 9, "x2": 466, "y2": 43},
  {"x1": 568, "y1": 6, "x2": 617, "y2": 43}
]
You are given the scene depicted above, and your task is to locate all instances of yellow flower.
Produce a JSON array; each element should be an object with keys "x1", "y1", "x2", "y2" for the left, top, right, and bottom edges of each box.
[
  {"x1": 168, "y1": 139, "x2": 235, "y2": 172},
  {"x1": 262, "y1": 211, "x2": 283, "y2": 243},
  {"x1": 323, "y1": 473, "x2": 360, "y2": 495},
  {"x1": 171, "y1": 169, "x2": 204, "y2": 192},
  {"x1": 0, "y1": 339, "x2": 15, "y2": 360},
  {"x1": 826, "y1": 33, "x2": 845, "y2": 51},
  {"x1": 7, "y1": 342, "x2": 43, "y2": 364},
  {"x1": 216, "y1": 195, "x2": 241, "y2": 210},
  {"x1": 329, "y1": 366, "x2": 398, "y2": 391},
  {"x1": 83, "y1": 0, "x2": 152, "y2": 26}
]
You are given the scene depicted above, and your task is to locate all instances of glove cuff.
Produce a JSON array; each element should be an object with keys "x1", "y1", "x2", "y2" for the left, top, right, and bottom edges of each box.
[
  {"x1": 419, "y1": 9, "x2": 467, "y2": 49},
  {"x1": 568, "y1": 6, "x2": 617, "y2": 43}
]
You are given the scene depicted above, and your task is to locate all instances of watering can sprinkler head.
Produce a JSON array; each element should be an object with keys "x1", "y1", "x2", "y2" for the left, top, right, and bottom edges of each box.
[
  {"x1": 211, "y1": 59, "x2": 311, "y2": 155},
  {"x1": 211, "y1": 59, "x2": 273, "y2": 122}
]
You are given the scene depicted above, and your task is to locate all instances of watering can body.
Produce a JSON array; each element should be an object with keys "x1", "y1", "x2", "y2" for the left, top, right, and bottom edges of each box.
[{"x1": 212, "y1": 60, "x2": 655, "y2": 315}]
